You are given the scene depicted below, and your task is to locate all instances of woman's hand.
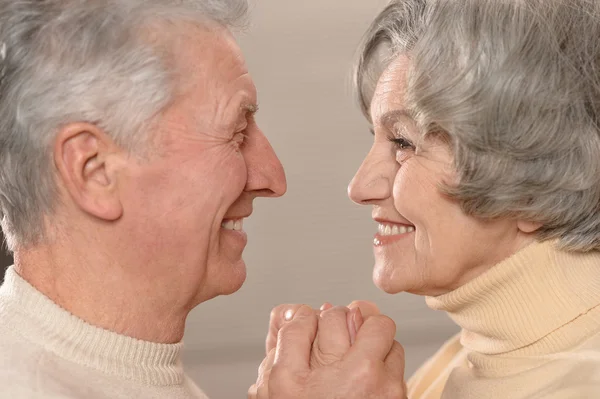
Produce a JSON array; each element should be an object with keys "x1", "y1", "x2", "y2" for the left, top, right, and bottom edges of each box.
[{"x1": 248, "y1": 302, "x2": 407, "y2": 399}]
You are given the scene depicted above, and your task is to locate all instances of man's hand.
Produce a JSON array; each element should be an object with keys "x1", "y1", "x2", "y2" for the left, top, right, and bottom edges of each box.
[{"x1": 248, "y1": 302, "x2": 407, "y2": 399}]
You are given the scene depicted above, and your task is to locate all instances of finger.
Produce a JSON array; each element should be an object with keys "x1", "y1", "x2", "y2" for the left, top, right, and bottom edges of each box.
[
  {"x1": 349, "y1": 307, "x2": 363, "y2": 345},
  {"x1": 273, "y1": 305, "x2": 318, "y2": 374},
  {"x1": 311, "y1": 306, "x2": 351, "y2": 366},
  {"x1": 266, "y1": 304, "x2": 308, "y2": 355},
  {"x1": 256, "y1": 350, "x2": 275, "y2": 399},
  {"x1": 347, "y1": 300, "x2": 380, "y2": 319},
  {"x1": 249, "y1": 348, "x2": 276, "y2": 399},
  {"x1": 384, "y1": 340, "x2": 406, "y2": 375},
  {"x1": 320, "y1": 302, "x2": 334, "y2": 311},
  {"x1": 247, "y1": 384, "x2": 257, "y2": 399},
  {"x1": 258, "y1": 348, "x2": 276, "y2": 383},
  {"x1": 347, "y1": 315, "x2": 397, "y2": 363}
]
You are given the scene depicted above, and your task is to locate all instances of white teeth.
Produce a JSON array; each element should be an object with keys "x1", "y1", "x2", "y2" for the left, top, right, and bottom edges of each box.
[
  {"x1": 234, "y1": 219, "x2": 243, "y2": 231},
  {"x1": 377, "y1": 223, "x2": 415, "y2": 236},
  {"x1": 222, "y1": 219, "x2": 244, "y2": 231}
]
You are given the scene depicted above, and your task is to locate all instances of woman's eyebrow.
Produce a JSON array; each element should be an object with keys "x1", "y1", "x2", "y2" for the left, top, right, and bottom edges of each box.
[{"x1": 379, "y1": 109, "x2": 414, "y2": 132}]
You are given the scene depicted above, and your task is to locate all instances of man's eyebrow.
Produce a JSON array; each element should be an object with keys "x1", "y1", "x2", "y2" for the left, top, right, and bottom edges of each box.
[
  {"x1": 241, "y1": 103, "x2": 259, "y2": 115},
  {"x1": 234, "y1": 103, "x2": 259, "y2": 127}
]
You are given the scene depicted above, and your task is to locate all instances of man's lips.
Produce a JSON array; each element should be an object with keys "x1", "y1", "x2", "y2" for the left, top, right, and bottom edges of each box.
[
  {"x1": 221, "y1": 213, "x2": 251, "y2": 232},
  {"x1": 221, "y1": 218, "x2": 244, "y2": 231}
]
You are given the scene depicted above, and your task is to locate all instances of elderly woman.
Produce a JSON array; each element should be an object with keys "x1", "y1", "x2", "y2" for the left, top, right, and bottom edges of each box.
[
  {"x1": 0, "y1": 1, "x2": 407, "y2": 398},
  {"x1": 348, "y1": 0, "x2": 600, "y2": 397},
  {"x1": 254, "y1": 0, "x2": 600, "y2": 398}
]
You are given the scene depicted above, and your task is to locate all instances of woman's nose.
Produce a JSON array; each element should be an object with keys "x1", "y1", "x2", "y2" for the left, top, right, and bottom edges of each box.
[{"x1": 348, "y1": 148, "x2": 393, "y2": 205}]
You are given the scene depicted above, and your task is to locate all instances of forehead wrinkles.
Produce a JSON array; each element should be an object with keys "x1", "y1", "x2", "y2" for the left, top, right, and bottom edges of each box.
[{"x1": 371, "y1": 56, "x2": 411, "y2": 123}]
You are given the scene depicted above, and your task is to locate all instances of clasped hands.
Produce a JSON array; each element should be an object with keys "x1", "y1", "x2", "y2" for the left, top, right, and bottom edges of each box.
[{"x1": 248, "y1": 301, "x2": 407, "y2": 399}]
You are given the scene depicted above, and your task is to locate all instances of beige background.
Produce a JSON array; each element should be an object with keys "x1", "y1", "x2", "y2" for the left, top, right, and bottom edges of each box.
[{"x1": 182, "y1": 1, "x2": 459, "y2": 397}]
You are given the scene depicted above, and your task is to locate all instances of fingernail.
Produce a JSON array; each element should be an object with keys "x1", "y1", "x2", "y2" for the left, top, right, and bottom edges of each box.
[
  {"x1": 348, "y1": 308, "x2": 358, "y2": 345},
  {"x1": 284, "y1": 309, "x2": 294, "y2": 321},
  {"x1": 353, "y1": 307, "x2": 364, "y2": 334},
  {"x1": 320, "y1": 302, "x2": 333, "y2": 311}
]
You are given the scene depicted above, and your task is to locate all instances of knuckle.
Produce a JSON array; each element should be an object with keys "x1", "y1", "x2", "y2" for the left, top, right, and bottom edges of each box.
[
  {"x1": 270, "y1": 304, "x2": 293, "y2": 322},
  {"x1": 310, "y1": 349, "x2": 341, "y2": 368},
  {"x1": 353, "y1": 358, "x2": 380, "y2": 380},
  {"x1": 391, "y1": 341, "x2": 405, "y2": 358},
  {"x1": 319, "y1": 305, "x2": 349, "y2": 320},
  {"x1": 369, "y1": 315, "x2": 397, "y2": 335},
  {"x1": 386, "y1": 381, "x2": 406, "y2": 398}
]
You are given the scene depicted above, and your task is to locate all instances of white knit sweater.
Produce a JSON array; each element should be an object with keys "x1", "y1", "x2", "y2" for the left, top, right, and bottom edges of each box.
[{"x1": 0, "y1": 266, "x2": 209, "y2": 399}]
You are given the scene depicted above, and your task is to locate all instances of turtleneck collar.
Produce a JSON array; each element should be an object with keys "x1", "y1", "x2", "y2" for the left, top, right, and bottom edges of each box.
[
  {"x1": 426, "y1": 240, "x2": 600, "y2": 355},
  {"x1": 0, "y1": 266, "x2": 185, "y2": 386}
]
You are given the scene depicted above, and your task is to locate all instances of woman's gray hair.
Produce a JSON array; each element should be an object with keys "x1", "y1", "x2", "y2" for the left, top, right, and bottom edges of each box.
[
  {"x1": 354, "y1": 0, "x2": 600, "y2": 252},
  {"x1": 0, "y1": 0, "x2": 248, "y2": 251}
]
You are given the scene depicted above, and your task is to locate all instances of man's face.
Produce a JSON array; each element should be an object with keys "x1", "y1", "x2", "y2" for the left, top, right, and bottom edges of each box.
[{"x1": 119, "y1": 25, "x2": 286, "y2": 305}]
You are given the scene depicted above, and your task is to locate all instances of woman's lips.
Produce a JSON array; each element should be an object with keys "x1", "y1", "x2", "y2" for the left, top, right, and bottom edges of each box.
[{"x1": 373, "y1": 222, "x2": 415, "y2": 246}]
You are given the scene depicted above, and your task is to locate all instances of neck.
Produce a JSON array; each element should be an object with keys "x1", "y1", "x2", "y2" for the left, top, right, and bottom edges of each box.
[{"x1": 14, "y1": 244, "x2": 189, "y2": 344}]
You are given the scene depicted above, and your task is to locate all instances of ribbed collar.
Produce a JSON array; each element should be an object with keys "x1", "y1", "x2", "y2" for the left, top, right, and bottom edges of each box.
[
  {"x1": 426, "y1": 240, "x2": 600, "y2": 354},
  {"x1": 0, "y1": 266, "x2": 185, "y2": 386}
]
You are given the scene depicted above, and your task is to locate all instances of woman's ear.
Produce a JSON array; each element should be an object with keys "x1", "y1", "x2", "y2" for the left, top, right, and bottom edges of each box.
[
  {"x1": 517, "y1": 220, "x2": 543, "y2": 234},
  {"x1": 53, "y1": 122, "x2": 123, "y2": 221}
]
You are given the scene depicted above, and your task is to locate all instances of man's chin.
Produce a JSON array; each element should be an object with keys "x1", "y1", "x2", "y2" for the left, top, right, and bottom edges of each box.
[
  {"x1": 220, "y1": 259, "x2": 247, "y2": 296},
  {"x1": 197, "y1": 258, "x2": 247, "y2": 303}
]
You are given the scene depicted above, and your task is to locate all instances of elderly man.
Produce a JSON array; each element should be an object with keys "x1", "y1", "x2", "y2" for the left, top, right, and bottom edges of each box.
[{"x1": 0, "y1": 1, "x2": 405, "y2": 398}]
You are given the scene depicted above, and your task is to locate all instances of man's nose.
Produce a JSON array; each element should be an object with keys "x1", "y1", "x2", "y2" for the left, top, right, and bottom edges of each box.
[
  {"x1": 348, "y1": 147, "x2": 392, "y2": 205},
  {"x1": 244, "y1": 128, "x2": 287, "y2": 198}
]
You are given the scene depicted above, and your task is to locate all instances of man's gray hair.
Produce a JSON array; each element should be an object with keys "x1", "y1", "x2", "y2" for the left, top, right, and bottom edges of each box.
[
  {"x1": 0, "y1": 0, "x2": 248, "y2": 251},
  {"x1": 354, "y1": 0, "x2": 600, "y2": 252}
]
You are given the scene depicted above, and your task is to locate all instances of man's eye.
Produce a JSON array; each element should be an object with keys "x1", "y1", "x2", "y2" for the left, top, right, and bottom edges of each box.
[{"x1": 233, "y1": 131, "x2": 247, "y2": 148}]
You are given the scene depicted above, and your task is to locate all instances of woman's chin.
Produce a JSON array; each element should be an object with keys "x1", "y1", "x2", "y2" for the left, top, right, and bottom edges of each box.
[{"x1": 372, "y1": 262, "x2": 406, "y2": 294}]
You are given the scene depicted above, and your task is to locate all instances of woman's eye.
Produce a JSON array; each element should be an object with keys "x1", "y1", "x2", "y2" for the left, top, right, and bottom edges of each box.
[{"x1": 388, "y1": 136, "x2": 415, "y2": 151}]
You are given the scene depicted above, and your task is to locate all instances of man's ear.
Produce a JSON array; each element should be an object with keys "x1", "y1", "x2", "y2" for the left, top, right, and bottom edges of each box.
[
  {"x1": 54, "y1": 123, "x2": 123, "y2": 221},
  {"x1": 517, "y1": 220, "x2": 543, "y2": 234}
]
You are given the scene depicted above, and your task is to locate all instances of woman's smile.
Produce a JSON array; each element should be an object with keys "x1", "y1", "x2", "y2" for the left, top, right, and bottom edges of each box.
[{"x1": 373, "y1": 221, "x2": 415, "y2": 246}]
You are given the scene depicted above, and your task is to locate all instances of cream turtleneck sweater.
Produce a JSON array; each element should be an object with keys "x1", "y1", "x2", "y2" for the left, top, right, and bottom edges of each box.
[
  {"x1": 407, "y1": 240, "x2": 600, "y2": 399},
  {"x1": 0, "y1": 266, "x2": 208, "y2": 399}
]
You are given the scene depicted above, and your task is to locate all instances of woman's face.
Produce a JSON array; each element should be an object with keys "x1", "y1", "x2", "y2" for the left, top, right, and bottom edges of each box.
[{"x1": 348, "y1": 56, "x2": 536, "y2": 296}]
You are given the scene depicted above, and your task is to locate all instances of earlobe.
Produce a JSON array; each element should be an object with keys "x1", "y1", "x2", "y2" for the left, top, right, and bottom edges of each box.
[
  {"x1": 54, "y1": 123, "x2": 123, "y2": 221},
  {"x1": 517, "y1": 220, "x2": 543, "y2": 234}
]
